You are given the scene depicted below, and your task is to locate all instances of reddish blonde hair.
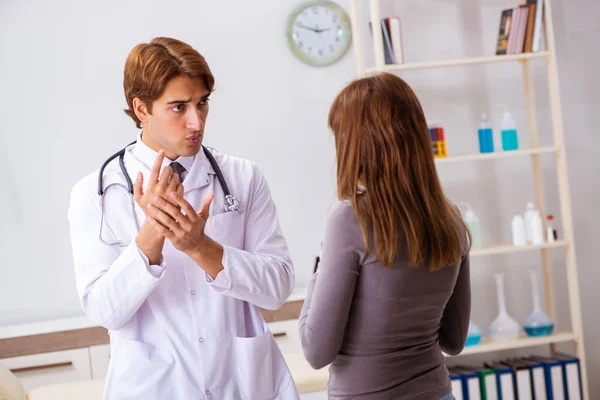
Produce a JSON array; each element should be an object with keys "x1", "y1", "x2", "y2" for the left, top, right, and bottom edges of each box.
[
  {"x1": 328, "y1": 72, "x2": 470, "y2": 270},
  {"x1": 123, "y1": 37, "x2": 215, "y2": 128}
]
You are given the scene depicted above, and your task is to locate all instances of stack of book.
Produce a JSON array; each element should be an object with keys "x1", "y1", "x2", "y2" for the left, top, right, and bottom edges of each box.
[
  {"x1": 496, "y1": 0, "x2": 544, "y2": 55},
  {"x1": 369, "y1": 17, "x2": 404, "y2": 64}
]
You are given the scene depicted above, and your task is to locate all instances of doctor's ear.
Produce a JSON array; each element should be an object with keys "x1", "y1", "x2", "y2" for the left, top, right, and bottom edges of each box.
[{"x1": 133, "y1": 97, "x2": 152, "y2": 125}]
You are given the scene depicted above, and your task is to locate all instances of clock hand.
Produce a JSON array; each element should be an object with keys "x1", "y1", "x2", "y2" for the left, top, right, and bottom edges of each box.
[{"x1": 296, "y1": 23, "x2": 319, "y2": 32}]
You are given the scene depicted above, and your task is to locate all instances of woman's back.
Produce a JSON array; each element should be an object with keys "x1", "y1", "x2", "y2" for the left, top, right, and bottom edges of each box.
[
  {"x1": 299, "y1": 201, "x2": 470, "y2": 400},
  {"x1": 299, "y1": 72, "x2": 471, "y2": 399}
]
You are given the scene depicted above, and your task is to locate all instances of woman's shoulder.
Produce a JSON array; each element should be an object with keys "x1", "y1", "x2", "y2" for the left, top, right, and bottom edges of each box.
[
  {"x1": 325, "y1": 200, "x2": 363, "y2": 235},
  {"x1": 328, "y1": 200, "x2": 359, "y2": 225}
]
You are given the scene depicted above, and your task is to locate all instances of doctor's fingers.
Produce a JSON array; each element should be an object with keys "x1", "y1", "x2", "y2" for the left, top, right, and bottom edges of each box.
[
  {"x1": 166, "y1": 173, "x2": 180, "y2": 195},
  {"x1": 147, "y1": 203, "x2": 186, "y2": 233},
  {"x1": 133, "y1": 172, "x2": 144, "y2": 202},
  {"x1": 149, "y1": 150, "x2": 165, "y2": 184},
  {"x1": 168, "y1": 193, "x2": 199, "y2": 224},
  {"x1": 157, "y1": 165, "x2": 173, "y2": 189},
  {"x1": 151, "y1": 196, "x2": 190, "y2": 227}
]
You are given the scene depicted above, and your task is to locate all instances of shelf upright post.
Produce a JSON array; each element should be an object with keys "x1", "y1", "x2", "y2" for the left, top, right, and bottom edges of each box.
[{"x1": 542, "y1": 0, "x2": 588, "y2": 396}]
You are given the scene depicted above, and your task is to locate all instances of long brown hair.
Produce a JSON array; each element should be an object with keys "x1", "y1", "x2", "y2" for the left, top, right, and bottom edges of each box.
[
  {"x1": 328, "y1": 72, "x2": 470, "y2": 271},
  {"x1": 123, "y1": 37, "x2": 215, "y2": 129}
]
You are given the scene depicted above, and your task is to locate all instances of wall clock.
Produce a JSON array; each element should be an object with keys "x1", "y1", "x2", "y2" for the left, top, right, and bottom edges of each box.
[{"x1": 286, "y1": 1, "x2": 352, "y2": 66}]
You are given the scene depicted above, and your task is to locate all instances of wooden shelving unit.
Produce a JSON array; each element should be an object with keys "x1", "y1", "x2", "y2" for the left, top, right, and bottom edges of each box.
[{"x1": 349, "y1": 0, "x2": 588, "y2": 397}]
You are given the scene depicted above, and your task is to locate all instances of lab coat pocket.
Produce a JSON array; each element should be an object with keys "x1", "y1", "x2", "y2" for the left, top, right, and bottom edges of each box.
[
  {"x1": 233, "y1": 329, "x2": 280, "y2": 400},
  {"x1": 206, "y1": 211, "x2": 245, "y2": 248},
  {"x1": 109, "y1": 338, "x2": 174, "y2": 400}
]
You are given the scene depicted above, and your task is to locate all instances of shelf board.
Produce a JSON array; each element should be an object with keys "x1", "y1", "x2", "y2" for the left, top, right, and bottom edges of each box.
[
  {"x1": 366, "y1": 52, "x2": 551, "y2": 73},
  {"x1": 446, "y1": 332, "x2": 576, "y2": 357},
  {"x1": 470, "y1": 240, "x2": 569, "y2": 257},
  {"x1": 435, "y1": 147, "x2": 559, "y2": 164}
]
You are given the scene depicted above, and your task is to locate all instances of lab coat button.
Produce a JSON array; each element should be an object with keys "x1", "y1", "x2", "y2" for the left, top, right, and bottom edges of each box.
[
  {"x1": 198, "y1": 338, "x2": 204, "y2": 343},
  {"x1": 205, "y1": 390, "x2": 211, "y2": 395},
  {"x1": 191, "y1": 290, "x2": 195, "y2": 295}
]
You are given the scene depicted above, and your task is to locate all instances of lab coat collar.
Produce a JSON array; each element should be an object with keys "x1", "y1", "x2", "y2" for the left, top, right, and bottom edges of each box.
[{"x1": 131, "y1": 133, "x2": 215, "y2": 193}]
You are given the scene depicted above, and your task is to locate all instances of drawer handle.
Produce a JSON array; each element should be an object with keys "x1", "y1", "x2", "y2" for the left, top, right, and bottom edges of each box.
[
  {"x1": 272, "y1": 332, "x2": 287, "y2": 338},
  {"x1": 11, "y1": 361, "x2": 73, "y2": 373}
]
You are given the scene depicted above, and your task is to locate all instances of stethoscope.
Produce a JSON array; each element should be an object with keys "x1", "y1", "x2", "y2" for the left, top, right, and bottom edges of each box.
[{"x1": 97, "y1": 141, "x2": 241, "y2": 247}]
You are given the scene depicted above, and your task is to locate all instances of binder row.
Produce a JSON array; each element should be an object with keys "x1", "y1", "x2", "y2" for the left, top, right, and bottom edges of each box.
[{"x1": 449, "y1": 353, "x2": 583, "y2": 400}]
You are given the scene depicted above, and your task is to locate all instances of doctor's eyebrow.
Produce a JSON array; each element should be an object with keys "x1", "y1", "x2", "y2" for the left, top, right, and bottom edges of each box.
[{"x1": 166, "y1": 93, "x2": 211, "y2": 105}]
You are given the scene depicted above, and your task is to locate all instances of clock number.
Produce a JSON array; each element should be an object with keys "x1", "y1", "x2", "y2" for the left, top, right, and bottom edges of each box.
[
  {"x1": 308, "y1": 47, "x2": 312, "y2": 53},
  {"x1": 299, "y1": 41, "x2": 304, "y2": 48},
  {"x1": 332, "y1": 15, "x2": 338, "y2": 23},
  {"x1": 318, "y1": 49, "x2": 324, "y2": 56},
  {"x1": 329, "y1": 44, "x2": 334, "y2": 52},
  {"x1": 312, "y1": 6, "x2": 318, "y2": 14}
]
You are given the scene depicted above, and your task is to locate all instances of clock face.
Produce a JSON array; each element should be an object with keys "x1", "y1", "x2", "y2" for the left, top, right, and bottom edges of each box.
[{"x1": 286, "y1": 1, "x2": 352, "y2": 66}]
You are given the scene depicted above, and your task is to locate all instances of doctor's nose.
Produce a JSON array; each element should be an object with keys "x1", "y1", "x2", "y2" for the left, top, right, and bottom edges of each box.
[{"x1": 185, "y1": 109, "x2": 204, "y2": 131}]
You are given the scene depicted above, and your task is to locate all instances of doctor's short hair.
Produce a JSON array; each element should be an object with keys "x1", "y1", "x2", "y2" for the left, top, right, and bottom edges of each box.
[{"x1": 123, "y1": 37, "x2": 215, "y2": 129}]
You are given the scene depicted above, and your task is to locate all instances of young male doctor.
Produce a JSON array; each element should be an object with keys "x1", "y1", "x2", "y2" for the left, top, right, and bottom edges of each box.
[{"x1": 68, "y1": 37, "x2": 299, "y2": 400}]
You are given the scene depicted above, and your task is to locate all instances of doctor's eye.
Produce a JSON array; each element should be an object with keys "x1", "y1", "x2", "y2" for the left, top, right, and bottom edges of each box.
[
  {"x1": 171, "y1": 104, "x2": 186, "y2": 113},
  {"x1": 198, "y1": 98, "x2": 210, "y2": 107}
]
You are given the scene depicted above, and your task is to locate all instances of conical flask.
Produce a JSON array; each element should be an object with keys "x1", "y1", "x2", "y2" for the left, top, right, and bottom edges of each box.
[
  {"x1": 489, "y1": 273, "x2": 520, "y2": 342},
  {"x1": 524, "y1": 270, "x2": 554, "y2": 336},
  {"x1": 466, "y1": 320, "x2": 482, "y2": 347}
]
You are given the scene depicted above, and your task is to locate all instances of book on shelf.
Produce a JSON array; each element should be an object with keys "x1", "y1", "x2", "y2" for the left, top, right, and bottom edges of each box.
[
  {"x1": 496, "y1": 1, "x2": 543, "y2": 55},
  {"x1": 527, "y1": 0, "x2": 545, "y2": 52},
  {"x1": 368, "y1": 17, "x2": 404, "y2": 65},
  {"x1": 496, "y1": 9, "x2": 512, "y2": 55}
]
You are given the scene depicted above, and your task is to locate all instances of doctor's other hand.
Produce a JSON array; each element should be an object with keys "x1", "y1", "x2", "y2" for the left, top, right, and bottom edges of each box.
[
  {"x1": 147, "y1": 192, "x2": 224, "y2": 277},
  {"x1": 146, "y1": 192, "x2": 214, "y2": 251}
]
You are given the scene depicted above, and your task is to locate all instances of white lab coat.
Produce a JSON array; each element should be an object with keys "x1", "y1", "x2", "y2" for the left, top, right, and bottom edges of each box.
[{"x1": 68, "y1": 141, "x2": 299, "y2": 400}]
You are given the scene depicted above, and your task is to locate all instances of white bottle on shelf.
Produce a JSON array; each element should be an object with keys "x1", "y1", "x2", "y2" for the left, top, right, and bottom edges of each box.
[
  {"x1": 524, "y1": 202, "x2": 543, "y2": 244},
  {"x1": 530, "y1": 211, "x2": 545, "y2": 245},
  {"x1": 511, "y1": 215, "x2": 527, "y2": 246},
  {"x1": 464, "y1": 205, "x2": 482, "y2": 249}
]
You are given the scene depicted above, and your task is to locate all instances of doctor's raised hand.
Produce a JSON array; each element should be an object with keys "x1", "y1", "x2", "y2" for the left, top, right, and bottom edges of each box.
[{"x1": 132, "y1": 149, "x2": 183, "y2": 265}]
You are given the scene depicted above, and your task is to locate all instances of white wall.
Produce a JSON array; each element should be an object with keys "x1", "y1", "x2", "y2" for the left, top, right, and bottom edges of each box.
[{"x1": 1, "y1": 0, "x2": 598, "y2": 395}]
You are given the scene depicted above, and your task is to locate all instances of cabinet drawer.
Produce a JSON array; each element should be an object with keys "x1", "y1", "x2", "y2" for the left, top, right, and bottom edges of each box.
[{"x1": 0, "y1": 348, "x2": 91, "y2": 391}]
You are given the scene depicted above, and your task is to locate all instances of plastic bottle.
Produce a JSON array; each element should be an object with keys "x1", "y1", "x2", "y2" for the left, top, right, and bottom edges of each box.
[
  {"x1": 523, "y1": 202, "x2": 538, "y2": 243},
  {"x1": 511, "y1": 215, "x2": 526, "y2": 246},
  {"x1": 500, "y1": 107, "x2": 519, "y2": 151},
  {"x1": 524, "y1": 202, "x2": 544, "y2": 244},
  {"x1": 464, "y1": 204, "x2": 482, "y2": 249},
  {"x1": 478, "y1": 112, "x2": 494, "y2": 153},
  {"x1": 531, "y1": 213, "x2": 544, "y2": 245}
]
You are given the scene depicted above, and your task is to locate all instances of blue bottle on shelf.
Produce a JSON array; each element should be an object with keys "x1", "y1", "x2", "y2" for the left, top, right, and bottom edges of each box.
[
  {"x1": 478, "y1": 112, "x2": 494, "y2": 153},
  {"x1": 500, "y1": 108, "x2": 519, "y2": 151}
]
